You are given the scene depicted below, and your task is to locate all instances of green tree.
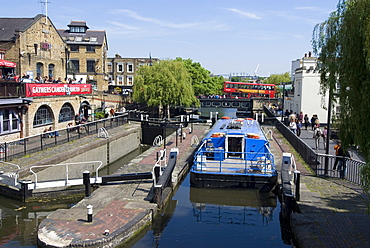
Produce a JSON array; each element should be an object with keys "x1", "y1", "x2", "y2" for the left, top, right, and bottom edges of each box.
[
  {"x1": 312, "y1": 0, "x2": 370, "y2": 194},
  {"x1": 264, "y1": 72, "x2": 291, "y2": 85},
  {"x1": 174, "y1": 57, "x2": 224, "y2": 96},
  {"x1": 133, "y1": 59, "x2": 199, "y2": 118}
]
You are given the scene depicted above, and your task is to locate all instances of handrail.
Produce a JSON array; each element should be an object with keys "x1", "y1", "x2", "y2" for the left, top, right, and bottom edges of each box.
[{"x1": 29, "y1": 161, "x2": 103, "y2": 189}]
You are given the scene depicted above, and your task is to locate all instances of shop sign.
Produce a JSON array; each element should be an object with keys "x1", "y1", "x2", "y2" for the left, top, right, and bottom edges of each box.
[{"x1": 25, "y1": 83, "x2": 92, "y2": 97}]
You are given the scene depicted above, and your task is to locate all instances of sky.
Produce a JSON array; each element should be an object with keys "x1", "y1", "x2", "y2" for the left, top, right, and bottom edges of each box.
[{"x1": 3, "y1": 0, "x2": 340, "y2": 77}]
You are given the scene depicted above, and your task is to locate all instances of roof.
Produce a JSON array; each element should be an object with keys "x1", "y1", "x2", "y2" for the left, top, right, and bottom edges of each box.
[
  {"x1": 0, "y1": 14, "x2": 45, "y2": 41},
  {"x1": 68, "y1": 21, "x2": 89, "y2": 29},
  {"x1": 57, "y1": 29, "x2": 106, "y2": 46}
]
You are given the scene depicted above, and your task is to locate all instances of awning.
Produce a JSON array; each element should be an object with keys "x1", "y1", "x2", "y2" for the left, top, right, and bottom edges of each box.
[{"x1": 0, "y1": 59, "x2": 16, "y2": 68}]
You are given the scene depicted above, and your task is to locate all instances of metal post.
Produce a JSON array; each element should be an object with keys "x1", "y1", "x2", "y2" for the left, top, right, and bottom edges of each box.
[
  {"x1": 324, "y1": 90, "x2": 333, "y2": 176},
  {"x1": 87, "y1": 205, "x2": 93, "y2": 222},
  {"x1": 295, "y1": 171, "x2": 300, "y2": 202},
  {"x1": 20, "y1": 180, "x2": 33, "y2": 202},
  {"x1": 83, "y1": 171, "x2": 91, "y2": 197}
]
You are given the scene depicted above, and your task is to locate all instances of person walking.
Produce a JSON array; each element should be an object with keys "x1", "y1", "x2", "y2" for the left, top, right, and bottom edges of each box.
[
  {"x1": 333, "y1": 142, "x2": 341, "y2": 171},
  {"x1": 304, "y1": 114, "x2": 309, "y2": 130},
  {"x1": 313, "y1": 125, "x2": 321, "y2": 150},
  {"x1": 321, "y1": 126, "x2": 328, "y2": 149},
  {"x1": 289, "y1": 120, "x2": 297, "y2": 134},
  {"x1": 337, "y1": 145, "x2": 351, "y2": 179},
  {"x1": 310, "y1": 115, "x2": 316, "y2": 130},
  {"x1": 296, "y1": 120, "x2": 302, "y2": 137}
]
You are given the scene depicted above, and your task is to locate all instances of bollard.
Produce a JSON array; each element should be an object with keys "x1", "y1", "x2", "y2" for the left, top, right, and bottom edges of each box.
[
  {"x1": 20, "y1": 180, "x2": 33, "y2": 202},
  {"x1": 295, "y1": 171, "x2": 301, "y2": 202},
  {"x1": 83, "y1": 171, "x2": 91, "y2": 197},
  {"x1": 87, "y1": 205, "x2": 93, "y2": 222}
]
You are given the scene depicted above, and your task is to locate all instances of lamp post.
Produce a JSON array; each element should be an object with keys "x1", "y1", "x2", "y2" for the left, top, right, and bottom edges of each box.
[{"x1": 324, "y1": 89, "x2": 333, "y2": 176}]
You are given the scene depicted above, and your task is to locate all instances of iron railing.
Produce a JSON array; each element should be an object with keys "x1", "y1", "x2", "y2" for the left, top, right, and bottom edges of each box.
[
  {"x1": 264, "y1": 106, "x2": 366, "y2": 185},
  {"x1": 0, "y1": 113, "x2": 128, "y2": 162}
]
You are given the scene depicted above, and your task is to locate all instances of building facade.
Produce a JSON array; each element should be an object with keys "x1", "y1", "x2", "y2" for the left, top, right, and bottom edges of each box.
[
  {"x1": 285, "y1": 53, "x2": 329, "y2": 123},
  {"x1": 107, "y1": 54, "x2": 158, "y2": 95},
  {"x1": 58, "y1": 21, "x2": 108, "y2": 91},
  {"x1": 0, "y1": 14, "x2": 66, "y2": 80}
]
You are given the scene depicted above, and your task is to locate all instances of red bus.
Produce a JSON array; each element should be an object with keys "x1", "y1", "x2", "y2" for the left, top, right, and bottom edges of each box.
[{"x1": 223, "y1": 81, "x2": 275, "y2": 98}]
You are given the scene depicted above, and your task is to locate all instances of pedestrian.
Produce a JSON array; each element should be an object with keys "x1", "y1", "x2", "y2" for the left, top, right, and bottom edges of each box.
[
  {"x1": 304, "y1": 114, "x2": 309, "y2": 130},
  {"x1": 337, "y1": 145, "x2": 351, "y2": 179},
  {"x1": 310, "y1": 115, "x2": 316, "y2": 130},
  {"x1": 298, "y1": 111, "x2": 304, "y2": 122},
  {"x1": 333, "y1": 142, "x2": 341, "y2": 171},
  {"x1": 313, "y1": 125, "x2": 321, "y2": 150},
  {"x1": 321, "y1": 126, "x2": 328, "y2": 149},
  {"x1": 296, "y1": 120, "x2": 302, "y2": 137},
  {"x1": 289, "y1": 120, "x2": 297, "y2": 134}
]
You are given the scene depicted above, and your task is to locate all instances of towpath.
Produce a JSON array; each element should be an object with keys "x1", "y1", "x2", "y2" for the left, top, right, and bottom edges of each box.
[{"x1": 272, "y1": 126, "x2": 370, "y2": 248}]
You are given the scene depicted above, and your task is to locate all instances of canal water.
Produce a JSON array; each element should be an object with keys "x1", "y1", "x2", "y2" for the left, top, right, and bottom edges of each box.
[
  {"x1": 122, "y1": 174, "x2": 292, "y2": 248},
  {"x1": 0, "y1": 107, "x2": 293, "y2": 247}
]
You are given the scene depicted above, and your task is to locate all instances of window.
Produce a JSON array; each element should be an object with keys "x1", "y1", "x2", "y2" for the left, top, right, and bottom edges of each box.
[
  {"x1": 117, "y1": 76, "x2": 123, "y2": 85},
  {"x1": 107, "y1": 62, "x2": 112, "y2": 72},
  {"x1": 33, "y1": 106, "x2": 53, "y2": 126},
  {"x1": 0, "y1": 109, "x2": 20, "y2": 133},
  {"x1": 127, "y1": 76, "x2": 133, "y2": 86},
  {"x1": 58, "y1": 103, "x2": 74, "y2": 123},
  {"x1": 86, "y1": 46, "x2": 95, "y2": 52},
  {"x1": 127, "y1": 63, "x2": 133, "y2": 72},
  {"x1": 70, "y1": 45, "x2": 79, "y2": 52},
  {"x1": 117, "y1": 63, "x2": 124, "y2": 72},
  {"x1": 36, "y1": 62, "x2": 43, "y2": 78},
  {"x1": 48, "y1": 64, "x2": 55, "y2": 78},
  {"x1": 87, "y1": 60, "x2": 95, "y2": 73},
  {"x1": 70, "y1": 26, "x2": 86, "y2": 33},
  {"x1": 70, "y1": 60, "x2": 80, "y2": 73}
]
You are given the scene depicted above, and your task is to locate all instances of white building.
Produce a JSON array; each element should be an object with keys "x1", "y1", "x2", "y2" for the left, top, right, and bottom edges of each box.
[{"x1": 284, "y1": 53, "x2": 329, "y2": 124}]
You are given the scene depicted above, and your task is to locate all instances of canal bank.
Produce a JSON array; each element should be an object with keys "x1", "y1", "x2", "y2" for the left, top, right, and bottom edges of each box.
[
  {"x1": 272, "y1": 128, "x2": 370, "y2": 248},
  {"x1": 37, "y1": 123, "x2": 211, "y2": 248}
]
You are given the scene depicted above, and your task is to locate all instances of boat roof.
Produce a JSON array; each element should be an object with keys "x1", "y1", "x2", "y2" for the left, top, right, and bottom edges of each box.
[{"x1": 205, "y1": 118, "x2": 266, "y2": 140}]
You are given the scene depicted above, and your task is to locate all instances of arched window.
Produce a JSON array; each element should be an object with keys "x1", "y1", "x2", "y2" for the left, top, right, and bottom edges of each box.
[
  {"x1": 48, "y1": 64, "x2": 55, "y2": 79},
  {"x1": 33, "y1": 105, "x2": 53, "y2": 126},
  {"x1": 36, "y1": 62, "x2": 43, "y2": 78},
  {"x1": 58, "y1": 103, "x2": 74, "y2": 123}
]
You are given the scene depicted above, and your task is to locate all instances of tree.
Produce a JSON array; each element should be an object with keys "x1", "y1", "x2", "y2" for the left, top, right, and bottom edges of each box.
[
  {"x1": 133, "y1": 59, "x2": 199, "y2": 118},
  {"x1": 263, "y1": 72, "x2": 291, "y2": 85},
  {"x1": 312, "y1": 0, "x2": 370, "y2": 194},
  {"x1": 174, "y1": 57, "x2": 224, "y2": 96}
]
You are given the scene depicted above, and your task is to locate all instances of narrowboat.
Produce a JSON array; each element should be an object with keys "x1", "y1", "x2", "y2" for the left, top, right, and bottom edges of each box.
[{"x1": 190, "y1": 117, "x2": 277, "y2": 191}]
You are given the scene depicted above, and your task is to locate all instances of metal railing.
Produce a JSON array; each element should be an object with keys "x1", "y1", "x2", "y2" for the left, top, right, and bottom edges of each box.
[
  {"x1": 264, "y1": 106, "x2": 366, "y2": 185},
  {"x1": 0, "y1": 113, "x2": 128, "y2": 162},
  {"x1": 193, "y1": 149, "x2": 276, "y2": 175}
]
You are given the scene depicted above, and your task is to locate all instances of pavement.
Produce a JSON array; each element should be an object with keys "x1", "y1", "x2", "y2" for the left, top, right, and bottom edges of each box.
[
  {"x1": 37, "y1": 122, "x2": 211, "y2": 248},
  {"x1": 272, "y1": 125, "x2": 370, "y2": 248}
]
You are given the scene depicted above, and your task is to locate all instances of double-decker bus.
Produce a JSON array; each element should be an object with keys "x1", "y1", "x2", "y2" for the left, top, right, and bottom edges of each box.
[{"x1": 223, "y1": 81, "x2": 276, "y2": 98}]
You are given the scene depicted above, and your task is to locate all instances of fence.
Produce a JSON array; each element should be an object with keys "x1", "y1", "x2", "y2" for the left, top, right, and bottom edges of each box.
[
  {"x1": 264, "y1": 106, "x2": 365, "y2": 185},
  {"x1": 0, "y1": 113, "x2": 129, "y2": 162}
]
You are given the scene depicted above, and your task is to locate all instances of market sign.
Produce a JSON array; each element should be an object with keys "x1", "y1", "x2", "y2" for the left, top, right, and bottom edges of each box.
[
  {"x1": 0, "y1": 59, "x2": 16, "y2": 68},
  {"x1": 25, "y1": 83, "x2": 92, "y2": 97}
]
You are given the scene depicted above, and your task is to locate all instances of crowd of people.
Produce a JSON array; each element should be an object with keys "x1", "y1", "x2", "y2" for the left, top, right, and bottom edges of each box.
[{"x1": 4, "y1": 72, "x2": 86, "y2": 84}]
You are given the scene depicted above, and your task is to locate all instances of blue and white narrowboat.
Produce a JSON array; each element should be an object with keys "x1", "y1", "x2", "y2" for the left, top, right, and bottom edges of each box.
[{"x1": 190, "y1": 117, "x2": 277, "y2": 191}]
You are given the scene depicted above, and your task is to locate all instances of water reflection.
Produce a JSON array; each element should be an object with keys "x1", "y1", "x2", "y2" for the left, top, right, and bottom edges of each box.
[{"x1": 190, "y1": 187, "x2": 276, "y2": 227}]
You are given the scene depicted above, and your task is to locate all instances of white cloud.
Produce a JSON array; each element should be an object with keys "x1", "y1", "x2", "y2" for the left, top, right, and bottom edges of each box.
[
  {"x1": 225, "y1": 8, "x2": 262, "y2": 20},
  {"x1": 111, "y1": 9, "x2": 229, "y2": 31}
]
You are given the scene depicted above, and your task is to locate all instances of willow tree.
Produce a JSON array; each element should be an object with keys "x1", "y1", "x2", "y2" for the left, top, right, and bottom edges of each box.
[
  {"x1": 312, "y1": 0, "x2": 370, "y2": 193},
  {"x1": 133, "y1": 59, "x2": 199, "y2": 118}
]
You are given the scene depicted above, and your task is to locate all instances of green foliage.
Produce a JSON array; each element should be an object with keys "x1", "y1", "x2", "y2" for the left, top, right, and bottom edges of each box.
[
  {"x1": 94, "y1": 111, "x2": 105, "y2": 119},
  {"x1": 133, "y1": 59, "x2": 199, "y2": 117},
  {"x1": 174, "y1": 57, "x2": 224, "y2": 96},
  {"x1": 312, "y1": 0, "x2": 370, "y2": 193},
  {"x1": 264, "y1": 72, "x2": 291, "y2": 85}
]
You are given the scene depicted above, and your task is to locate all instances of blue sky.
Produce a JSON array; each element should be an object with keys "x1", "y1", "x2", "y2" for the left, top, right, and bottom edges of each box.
[{"x1": 4, "y1": 0, "x2": 339, "y2": 76}]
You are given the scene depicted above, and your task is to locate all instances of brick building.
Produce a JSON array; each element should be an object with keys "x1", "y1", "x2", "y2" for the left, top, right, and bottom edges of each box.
[
  {"x1": 0, "y1": 14, "x2": 66, "y2": 80},
  {"x1": 107, "y1": 54, "x2": 158, "y2": 96},
  {"x1": 58, "y1": 21, "x2": 108, "y2": 91}
]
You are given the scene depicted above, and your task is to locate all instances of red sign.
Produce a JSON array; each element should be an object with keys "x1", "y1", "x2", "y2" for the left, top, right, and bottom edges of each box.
[
  {"x1": 25, "y1": 83, "x2": 92, "y2": 97},
  {"x1": 0, "y1": 59, "x2": 16, "y2": 68}
]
